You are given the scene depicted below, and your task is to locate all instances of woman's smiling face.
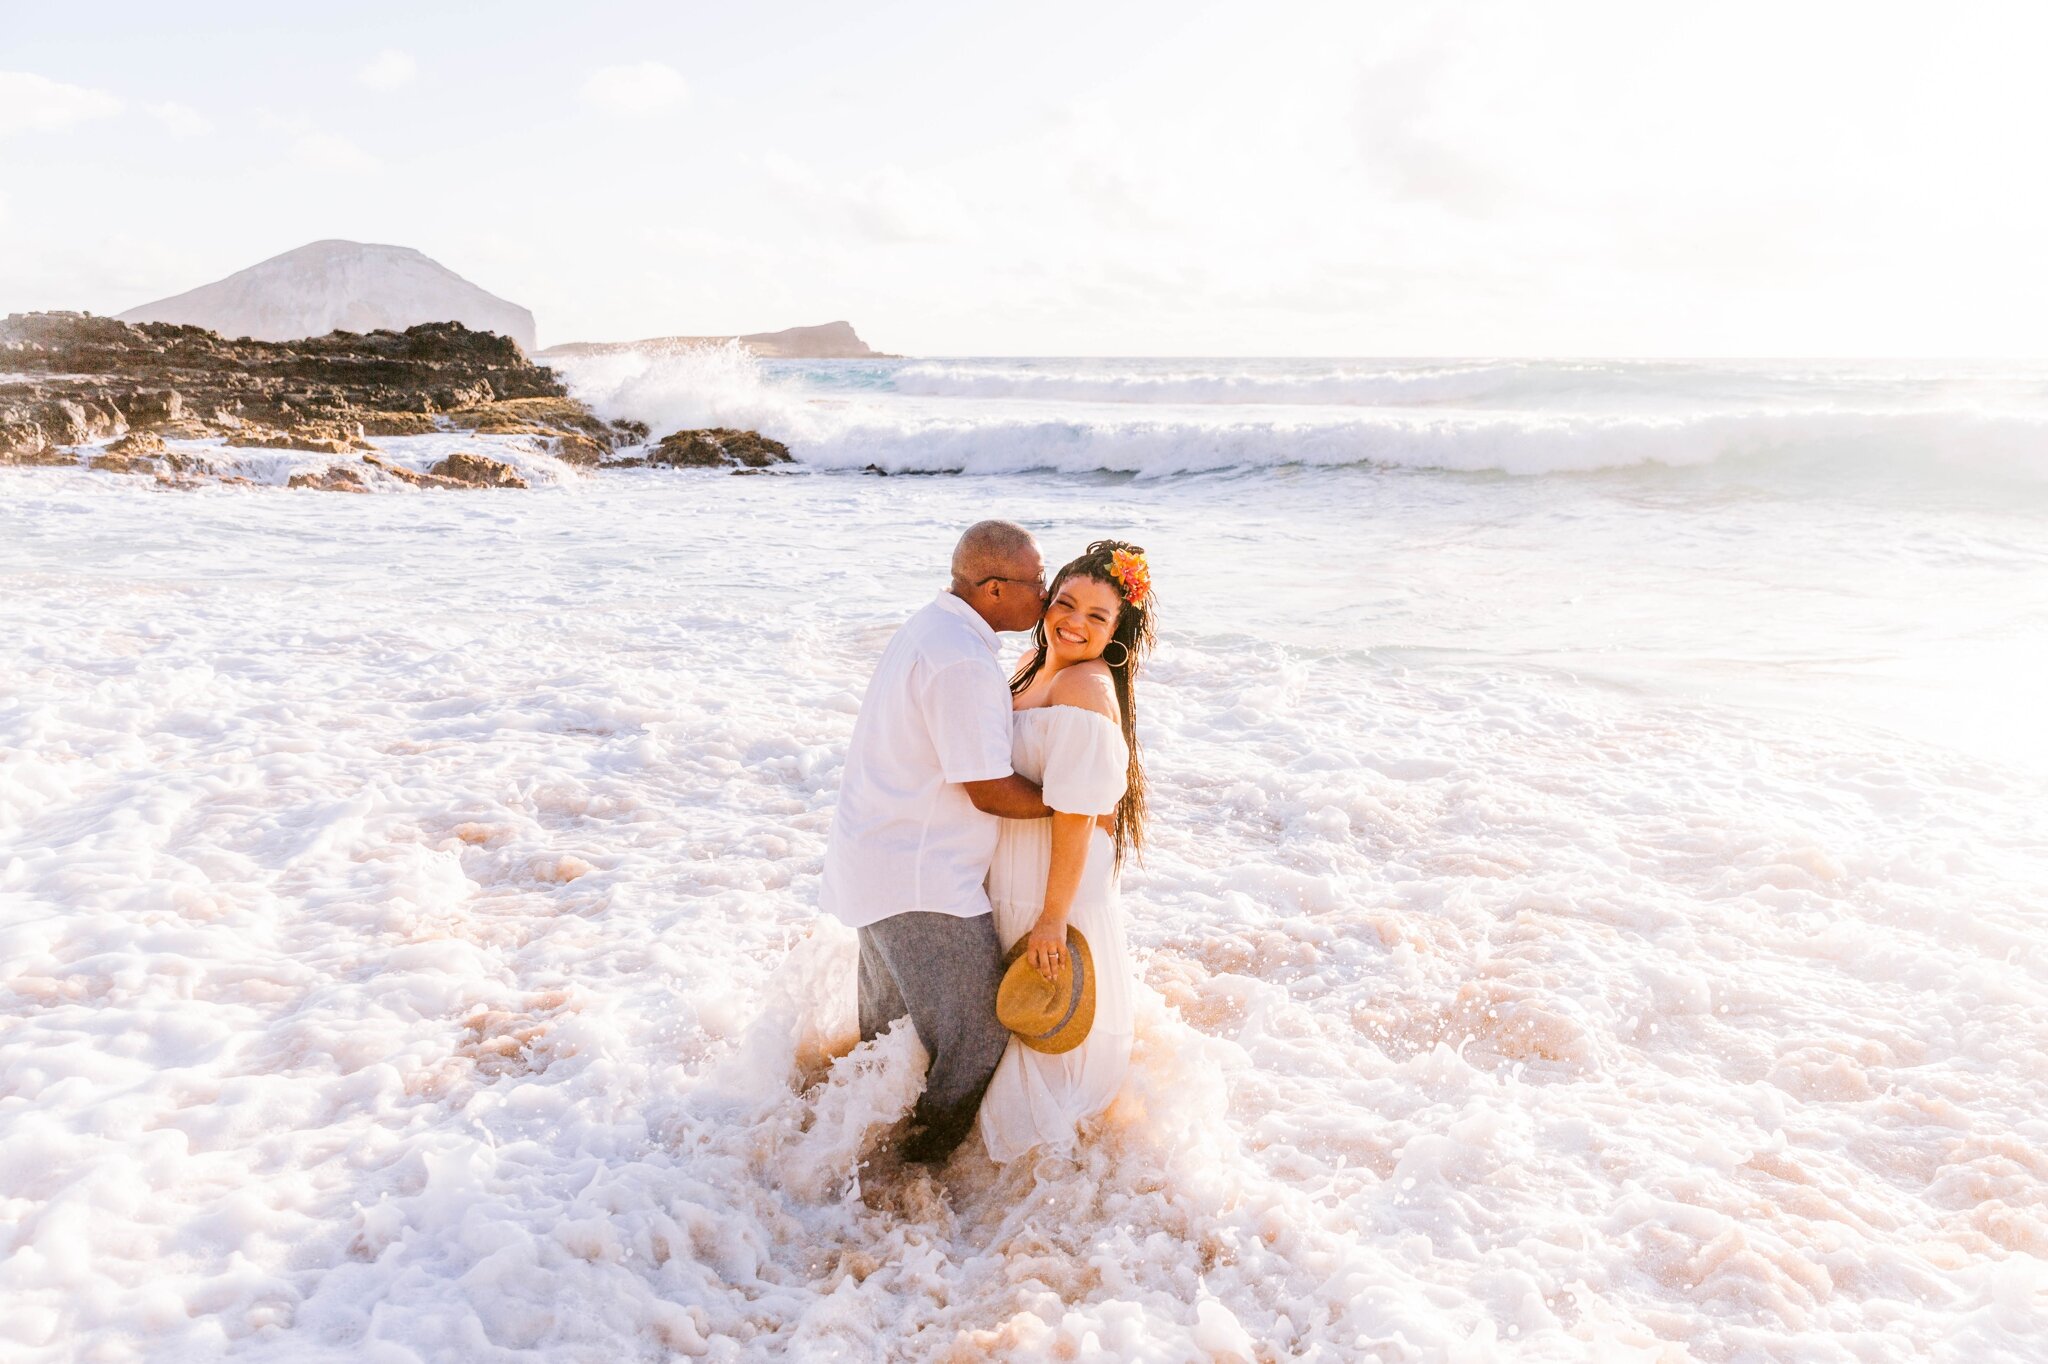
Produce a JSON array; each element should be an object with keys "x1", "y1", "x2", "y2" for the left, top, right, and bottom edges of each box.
[{"x1": 1043, "y1": 574, "x2": 1123, "y2": 665}]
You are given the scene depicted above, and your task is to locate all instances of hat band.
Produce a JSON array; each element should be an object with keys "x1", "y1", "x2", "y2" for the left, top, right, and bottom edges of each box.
[{"x1": 1025, "y1": 947, "x2": 1088, "y2": 1042}]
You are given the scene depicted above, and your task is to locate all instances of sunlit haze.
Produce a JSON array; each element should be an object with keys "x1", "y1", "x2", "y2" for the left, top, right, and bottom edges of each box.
[
  {"x1": 5, "y1": 1, "x2": 2047, "y2": 354},
  {"x1": 6, "y1": 5, "x2": 2048, "y2": 1358}
]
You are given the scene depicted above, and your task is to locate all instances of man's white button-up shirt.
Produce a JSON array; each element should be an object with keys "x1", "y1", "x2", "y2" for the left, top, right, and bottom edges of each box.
[{"x1": 819, "y1": 591, "x2": 1016, "y2": 929}]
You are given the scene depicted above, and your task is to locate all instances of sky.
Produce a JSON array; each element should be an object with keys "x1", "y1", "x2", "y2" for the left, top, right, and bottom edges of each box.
[{"x1": 3, "y1": 0, "x2": 2047, "y2": 355}]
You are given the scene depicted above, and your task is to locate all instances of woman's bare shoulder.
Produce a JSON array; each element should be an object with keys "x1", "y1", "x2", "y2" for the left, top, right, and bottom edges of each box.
[{"x1": 1047, "y1": 661, "x2": 1118, "y2": 720}]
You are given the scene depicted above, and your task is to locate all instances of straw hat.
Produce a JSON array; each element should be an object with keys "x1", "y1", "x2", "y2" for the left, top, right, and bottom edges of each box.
[{"x1": 996, "y1": 926, "x2": 1096, "y2": 1054}]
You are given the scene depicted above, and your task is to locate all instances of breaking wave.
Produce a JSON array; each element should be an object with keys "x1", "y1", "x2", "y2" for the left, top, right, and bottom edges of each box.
[
  {"x1": 551, "y1": 346, "x2": 2048, "y2": 483},
  {"x1": 784, "y1": 408, "x2": 2048, "y2": 481}
]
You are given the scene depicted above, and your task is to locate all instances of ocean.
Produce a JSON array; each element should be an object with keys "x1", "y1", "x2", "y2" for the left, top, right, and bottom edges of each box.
[{"x1": 1, "y1": 353, "x2": 2044, "y2": 1360}]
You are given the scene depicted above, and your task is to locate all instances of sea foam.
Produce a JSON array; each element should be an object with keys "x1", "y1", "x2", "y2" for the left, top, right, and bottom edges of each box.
[
  {"x1": 550, "y1": 349, "x2": 2048, "y2": 483},
  {"x1": 2, "y1": 465, "x2": 2042, "y2": 1361}
]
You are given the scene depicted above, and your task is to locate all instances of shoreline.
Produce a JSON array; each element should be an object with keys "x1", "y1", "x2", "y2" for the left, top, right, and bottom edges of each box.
[{"x1": 0, "y1": 312, "x2": 794, "y2": 488}]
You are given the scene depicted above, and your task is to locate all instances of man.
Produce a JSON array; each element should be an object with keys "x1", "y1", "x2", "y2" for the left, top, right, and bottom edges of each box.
[{"x1": 819, "y1": 520, "x2": 1052, "y2": 1163}]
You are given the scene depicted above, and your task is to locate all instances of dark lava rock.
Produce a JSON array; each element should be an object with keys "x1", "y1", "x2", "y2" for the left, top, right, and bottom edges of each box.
[
  {"x1": 126, "y1": 389, "x2": 185, "y2": 424},
  {"x1": 0, "y1": 312, "x2": 617, "y2": 479},
  {"x1": 354, "y1": 411, "x2": 441, "y2": 437},
  {"x1": 447, "y1": 396, "x2": 614, "y2": 466},
  {"x1": 90, "y1": 432, "x2": 231, "y2": 482},
  {"x1": 90, "y1": 451, "x2": 156, "y2": 475},
  {"x1": 649, "y1": 427, "x2": 792, "y2": 468},
  {"x1": 226, "y1": 421, "x2": 377, "y2": 455},
  {"x1": 1, "y1": 393, "x2": 127, "y2": 462},
  {"x1": 430, "y1": 452, "x2": 527, "y2": 488},
  {"x1": 360, "y1": 453, "x2": 433, "y2": 487},
  {"x1": 0, "y1": 430, "x2": 77, "y2": 466},
  {"x1": 288, "y1": 465, "x2": 369, "y2": 493},
  {"x1": 104, "y1": 431, "x2": 168, "y2": 459},
  {"x1": 433, "y1": 380, "x2": 495, "y2": 410}
]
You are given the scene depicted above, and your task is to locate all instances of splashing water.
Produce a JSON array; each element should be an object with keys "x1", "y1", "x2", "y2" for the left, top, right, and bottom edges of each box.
[
  {"x1": 554, "y1": 339, "x2": 796, "y2": 446},
  {"x1": 547, "y1": 352, "x2": 2048, "y2": 484},
  {"x1": 2, "y1": 383, "x2": 2045, "y2": 1360}
]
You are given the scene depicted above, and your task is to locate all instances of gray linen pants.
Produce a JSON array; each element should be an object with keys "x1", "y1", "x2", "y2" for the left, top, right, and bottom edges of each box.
[{"x1": 857, "y1": 910, "x2": 1011, "y2": 1163}]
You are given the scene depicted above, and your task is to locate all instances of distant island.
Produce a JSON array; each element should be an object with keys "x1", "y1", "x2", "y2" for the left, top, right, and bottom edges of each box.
[
  {"x1": 119, "y1": 239, "x2": 540, "y2": 353},
  {"x1": 112, "y1": 240, "x2": 890, "y2": 361},
  {"x1": 539, "y1": 321, "x2": 890, "y2": 361}
]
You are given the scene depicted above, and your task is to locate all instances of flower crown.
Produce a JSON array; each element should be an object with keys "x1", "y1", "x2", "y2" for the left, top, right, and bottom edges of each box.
[{"x1": 1107, "y1": 548, "x2": 1152, "y2": 606}]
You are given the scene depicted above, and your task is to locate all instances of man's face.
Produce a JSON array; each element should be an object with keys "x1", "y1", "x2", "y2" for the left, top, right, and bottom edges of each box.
[{"x1": 989, "y1": 543, "x2": 1047, "y2": 632}]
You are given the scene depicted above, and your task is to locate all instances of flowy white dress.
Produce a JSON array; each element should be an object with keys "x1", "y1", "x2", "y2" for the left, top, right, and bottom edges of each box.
[{"x1": 977, "y1": 703, "x2": 1134, "y2": 1163}]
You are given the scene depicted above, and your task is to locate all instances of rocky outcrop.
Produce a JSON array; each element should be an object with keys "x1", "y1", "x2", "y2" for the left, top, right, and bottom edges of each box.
[
  {"x1": 1, "y1": 312, "x2": 609, "y2": 475},
  {"x1": 359, "y1": 453, "x2": 433, "y2": 487},
  {"x1": 1, "y1": 393, "x2": 127, "y2": 463},
  {"x1": 441, "y1": 396, "x2": 613, "y2": 466},
  {"x1": 1, "y1": 311, "x2": 792, "y2": 487},
  {"x1": 645, "y1": 427, "x2": 792, "y2": 469},
  {"x1": 357, "y1": 453, "x2": 465, "y2": 489},
  {"x1": 430, "y1": 452, "x2": 527, "y2": 488},
  {"x1": 2, "y1": 311, "x2": 564, "y2": 431},
  {"x1": 96, "y1": 431, "x2": 168, "y2": 466},
  {"x1": 0, "y1": 432, "x2": 80, "y2": 467},
  {"x1": 288, "y1": 465, "x2": 369, "y2": 493},
  {"x1": 227, "y1": 421, "x2": 379, "y2": 456},
  {"x1": 90, "y1": 449, "x2": 157, "y2": 475},
  {"x1": 86, "y1": 433, "x2": 235, "y2": 482}
]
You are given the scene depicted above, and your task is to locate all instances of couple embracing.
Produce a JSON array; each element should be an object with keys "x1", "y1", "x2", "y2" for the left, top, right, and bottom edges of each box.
[{"x1": 819, "y1": 521, "x2": 1157, "y2": 1166}]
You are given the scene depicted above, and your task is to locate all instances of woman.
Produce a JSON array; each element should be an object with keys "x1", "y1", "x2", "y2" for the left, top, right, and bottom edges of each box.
[{"x1": 978, "y1": 540, "x2": 1156, "y2": 1163}]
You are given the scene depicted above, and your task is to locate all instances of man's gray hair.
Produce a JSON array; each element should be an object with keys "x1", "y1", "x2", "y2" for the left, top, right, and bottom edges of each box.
[{"x1": 950, "y1": 520, "x2": 1037, "y2": 588}]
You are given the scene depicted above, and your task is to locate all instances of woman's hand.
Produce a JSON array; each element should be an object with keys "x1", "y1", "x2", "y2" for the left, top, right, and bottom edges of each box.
[{"x1": 1026, "y1": 915, "x2": 1068, "y2": 983}]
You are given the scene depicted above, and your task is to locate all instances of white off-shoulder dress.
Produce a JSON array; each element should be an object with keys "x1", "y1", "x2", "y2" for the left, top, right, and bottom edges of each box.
[{"x1": 977, "y1": 703, "x2": 1134, "y2": 1164}]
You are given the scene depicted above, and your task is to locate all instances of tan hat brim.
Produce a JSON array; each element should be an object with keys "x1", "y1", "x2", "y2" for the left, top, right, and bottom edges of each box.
[{"x1": 996, "y1": 926, "x2": 1097, "y2": 1055}]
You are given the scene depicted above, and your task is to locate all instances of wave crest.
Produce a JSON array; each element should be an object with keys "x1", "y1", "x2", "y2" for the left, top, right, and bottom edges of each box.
[
  {"x1": 792, "y1": 408, "x2": 2048, "y2": 481},
  {"x1": 887, "y1": 360, "x2": 1550, "y2": 407},
  {"x1": 548, "y1": 339, "x2": 784, "y2": 440},
  {"x1": 552, "y1": 348, "x2": 2048, "y2": 483}
]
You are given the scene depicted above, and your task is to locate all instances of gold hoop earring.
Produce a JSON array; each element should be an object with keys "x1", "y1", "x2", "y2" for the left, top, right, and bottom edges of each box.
[{"x1": 1100, "y1": 639, "x2": 1130, "y2": 668}]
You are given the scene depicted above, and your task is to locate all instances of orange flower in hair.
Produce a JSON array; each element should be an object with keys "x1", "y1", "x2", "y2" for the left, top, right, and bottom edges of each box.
[{"x1": 1108, "y1": 548, "x2": 1151, "y2": 606}]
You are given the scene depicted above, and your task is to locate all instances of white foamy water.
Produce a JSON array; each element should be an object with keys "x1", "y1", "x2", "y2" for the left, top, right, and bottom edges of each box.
[
  {"x1": 554, "y1": 348, "x2": 2048, "y2": 484},
  {"x1": 3, "y1": 360, "x2": 2046, "y2": 1361}
]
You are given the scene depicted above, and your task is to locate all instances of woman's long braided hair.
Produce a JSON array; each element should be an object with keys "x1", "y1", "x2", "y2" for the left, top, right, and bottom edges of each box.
[{"x1": 1009, "y1": 539, "x2": 1157, "y2": 866}]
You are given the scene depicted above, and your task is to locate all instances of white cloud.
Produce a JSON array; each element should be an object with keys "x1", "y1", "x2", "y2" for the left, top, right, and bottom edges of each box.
[
  {"x1": 357, "y1": 49, "x2": 417, "y2": 90},
  {"x1": 1353, "y1": 46, "x2": 1511, "y2": 215},
  {"x1": 146, "y1": 101, "x2": 212, "y2": 138},
  {"x1": 760, "y1": 155, "x2": 969, "y2": 245},
  {"x1": 761, "y1": 152, "x2": 815, "y2": 188},
  {"x1": 0, "y1": 71, "x2": 123, "y2": 138},
  {"x1": 291, "y1": 133, "x2": 382, "y2": 175},
  {"x1": 581, "y1": 62, "x2": 687, "y2": 115},
  {"x1": 842, "y1": 166, "x2": 969, "y2": 244}
]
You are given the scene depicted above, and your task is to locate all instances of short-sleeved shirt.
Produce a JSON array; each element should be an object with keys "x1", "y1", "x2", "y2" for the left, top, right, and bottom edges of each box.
[{"x1": 819, "y1": 591, "x2": 1016, "y2": 929}]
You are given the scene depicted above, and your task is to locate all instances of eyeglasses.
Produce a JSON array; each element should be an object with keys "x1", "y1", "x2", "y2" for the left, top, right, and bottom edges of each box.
[{"x1": 977, "y1": 574, "x2": 1046, "y2": 595}]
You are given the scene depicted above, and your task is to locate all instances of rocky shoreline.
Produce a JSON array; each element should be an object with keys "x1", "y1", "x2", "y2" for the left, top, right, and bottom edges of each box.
[{"x1": 0, "y1": 312, "x2": 791, "y2": 488}]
